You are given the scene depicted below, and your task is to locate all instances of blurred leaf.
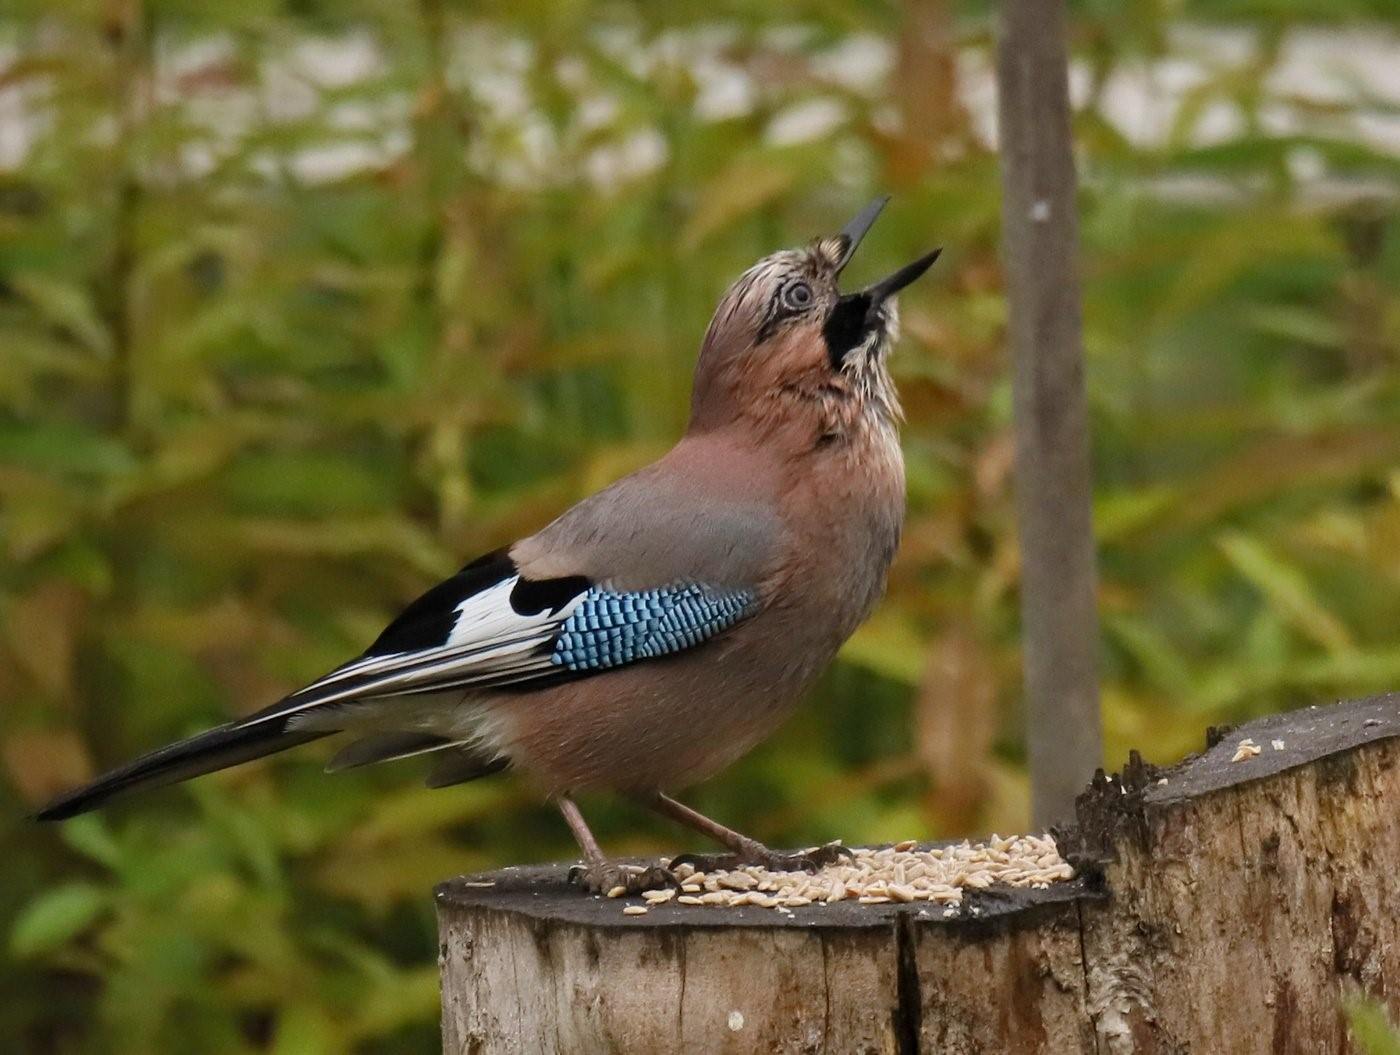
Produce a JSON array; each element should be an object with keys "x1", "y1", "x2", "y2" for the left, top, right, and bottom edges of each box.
[
  {"x1": 679, "y1": 158, "x2": 799, "y2": 251},
  {"x1": 1244, "y1": 304, "x2": 1345, "y2": 349},
  {"x1": 4, "y1": 581, "x2": 85, "y2": 698},
  {"x1": 59, "y1": 815, "x2": 124, "y2": 870},
  {"x1": 1218, "y1": 531, "x2": 1353, "y2": 653},
  {"x1": 10, "y1": 882, "x2": 109, "y2": 958},
  {"x1": 271, "y1": 1005, "x2": 337, "y2": 1055},
  {"x1": 0, "y1": 423, "x2": 137, "y2": 479},
  {"x1": 223, "y1": 451, "x2": 398, "y2": 517},
  {"x1": 233, "y1": 517, "x2": 453, "y2": 577},
  {"x1": 1094, "y1": 485, "x2": 1178, "y2": 541},
  {"x1": 313, "y1": 840, "x2": 488, "y2": 909},
  {"x1": 842, "y1": 609, "x2": 925, "y2": 685},
  {"x1": 6, "y1": 274, "x2": 112, "y2": 359},
  {"x1": 1106, "y1": 614, "x2": 1195, "y2": 698},
  {"x1": 1158, "y1": 429, "x2": 1400, "y2": 535}
]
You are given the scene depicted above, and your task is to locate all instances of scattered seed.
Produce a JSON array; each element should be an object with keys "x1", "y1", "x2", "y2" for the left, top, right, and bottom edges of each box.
[
  {"x1": 677, "y1": 895, "x2": 704, "y2": 905},
  {"x1": 623, "y1": 905, "x2": 648, "y2": 916},
  {"x1": 606, "y1": 886, "x2": 627, "y2": 899},
  {"x1": 1270, "y1": 739, "x2": 1286, "y2": 751},
  {"x1": 1231, "y1": 738, "x2": 1262, "y2": 762},
  {"x1": 643, "y1": 888, "x2": 676, "y2": 903}
]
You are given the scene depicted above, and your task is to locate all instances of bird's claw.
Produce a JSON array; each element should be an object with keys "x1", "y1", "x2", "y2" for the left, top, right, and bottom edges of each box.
[
  {"x1": 757, "y1": 841, "x2": 854, "y2": 873},
  {"x1": 666, "y1": 851, "x2": 742, "y2": 874},
  {"x1": 568, "y1": 861, "x2": 679, "y2": 896},
  {"x1": 669, "y1": 841, "x2": 853, "y2": 876}
]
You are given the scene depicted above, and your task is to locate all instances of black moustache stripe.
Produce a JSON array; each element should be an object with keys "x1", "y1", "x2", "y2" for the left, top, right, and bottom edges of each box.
[{"x1": 822, "y1": 294, "x2": 875, "y2": 369}]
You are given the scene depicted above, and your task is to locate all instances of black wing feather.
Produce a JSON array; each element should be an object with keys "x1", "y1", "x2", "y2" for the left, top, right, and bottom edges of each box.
[{"x1": 366, "y1": 548, "x2": 516, "y2": 655}]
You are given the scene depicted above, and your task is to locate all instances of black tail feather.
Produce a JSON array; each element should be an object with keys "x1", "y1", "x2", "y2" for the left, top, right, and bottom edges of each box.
[
  {"x1": 33, "y1": 719, "x2": 329, "y2": 822},
  {"x1": 424, "y1": 747, "x2": 509, "y2": 788},
  {"x1": 324, "y1": 732, "x2": 455, "y2": 772}
]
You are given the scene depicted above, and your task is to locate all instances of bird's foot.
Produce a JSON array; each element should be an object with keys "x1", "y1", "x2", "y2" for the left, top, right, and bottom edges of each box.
[
  {"x1": 665, "y1": 851, "x2": 742, "y2": 874},
  {"x1": 778, "y1": 841, "x2": 856, "y2": 872},
  {"x1": 670, "y1": 840, "x2": 853, "y2": 876},
  {"x1": 567, "y1": 861, "x2": 679, "y2": 897}
]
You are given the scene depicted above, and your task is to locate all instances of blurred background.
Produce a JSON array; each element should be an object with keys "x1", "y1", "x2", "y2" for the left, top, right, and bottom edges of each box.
[{"x1": 2, "y1": 0, "x2": 1399, "y2": 1050}]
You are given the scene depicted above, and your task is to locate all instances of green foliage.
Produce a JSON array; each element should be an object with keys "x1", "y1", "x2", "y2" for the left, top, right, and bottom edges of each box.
[
  {"x1": 10, "y1": 882, "x2": 109, "y2": 959},
  {"x1": 2, "y1": 0, "x2": 1399, "y2": 1050},
  {"x1": 1349, "y1": 998, "x2": 1400, "y2": 1055}
]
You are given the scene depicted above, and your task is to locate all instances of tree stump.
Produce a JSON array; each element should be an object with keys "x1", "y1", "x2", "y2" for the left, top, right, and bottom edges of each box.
[{"x1": 436, "y1": 694, "x2": 1400, "y2": 1053}]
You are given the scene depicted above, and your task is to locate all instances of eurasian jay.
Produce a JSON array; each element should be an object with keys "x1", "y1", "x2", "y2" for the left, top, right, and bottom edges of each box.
[{"x1": 36, "y1": 198, "x2": 940, "y2": 894}]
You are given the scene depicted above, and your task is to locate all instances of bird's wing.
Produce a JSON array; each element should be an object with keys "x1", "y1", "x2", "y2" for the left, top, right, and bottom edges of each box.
[
  {"x1": 33, "y1": 444, "x2": 781, "y2": 820},
  {"x1": 238, "y1": 459, "x2": 780, "y2": 732}
]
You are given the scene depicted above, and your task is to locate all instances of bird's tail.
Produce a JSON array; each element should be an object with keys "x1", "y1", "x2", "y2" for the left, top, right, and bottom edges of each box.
[{"x1": 33, "y1": 718, "x2": 329, "y2": 822}]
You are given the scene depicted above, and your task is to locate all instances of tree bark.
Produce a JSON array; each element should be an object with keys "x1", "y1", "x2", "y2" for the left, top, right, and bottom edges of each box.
[
  {"x1": 996, "y1": 0, "x2": 1103, "y2": 827},
  {"x1": 437, "y1": 693, "x2": 1400, "y2": 1053}
]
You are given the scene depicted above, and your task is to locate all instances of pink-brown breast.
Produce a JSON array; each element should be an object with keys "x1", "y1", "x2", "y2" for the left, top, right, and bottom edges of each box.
[{"x1": 491, "y1": 421, "x2": 906, "y2": 796}]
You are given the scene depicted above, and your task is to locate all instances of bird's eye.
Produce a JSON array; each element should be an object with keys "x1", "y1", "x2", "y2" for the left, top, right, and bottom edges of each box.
[{"x1": 782, "y1": 281, "x2": 814, "y2": 312}]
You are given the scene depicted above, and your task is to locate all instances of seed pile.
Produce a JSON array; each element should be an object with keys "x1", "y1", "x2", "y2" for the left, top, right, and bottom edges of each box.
[{"x1": 616, "y1": 835, "x2": 1074, "y2": 915}]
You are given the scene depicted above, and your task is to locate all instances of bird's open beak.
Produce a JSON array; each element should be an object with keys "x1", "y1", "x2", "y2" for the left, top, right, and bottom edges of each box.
[
  {"x1": 822, "y1": 199, "x2": 941, "y2": 363},
  {"x1": 862, "y1": 247, "x2": 943, "y2": 306},
  {"x1": 833, "y1": 196, "x2": 890, "y2": 275},
  {"x1": 833, "y1": 196, "x2": 941, "y2": 308}
]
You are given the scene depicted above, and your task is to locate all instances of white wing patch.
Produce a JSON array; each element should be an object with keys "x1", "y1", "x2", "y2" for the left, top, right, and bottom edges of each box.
[
  {"x1": 242, "y1": 575, "x2": 587, "y2": 729},
  {"x1": 447, "y1": 577, "x2": 553, "y2": 647}
]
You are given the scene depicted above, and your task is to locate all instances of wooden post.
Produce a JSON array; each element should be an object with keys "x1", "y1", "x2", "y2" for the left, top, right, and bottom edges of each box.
[
  {"x1": 437, "y1": 694, "x2": 1400, "y2": 1053},
  {"x1": 996, "y1": 0, "x2": 1104, "y2": 827}
]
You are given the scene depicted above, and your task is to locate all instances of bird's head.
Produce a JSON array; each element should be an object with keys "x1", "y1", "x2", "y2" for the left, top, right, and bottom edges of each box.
[{"x1": 689, "y1": 197, "x2": 939, "y2": 444}]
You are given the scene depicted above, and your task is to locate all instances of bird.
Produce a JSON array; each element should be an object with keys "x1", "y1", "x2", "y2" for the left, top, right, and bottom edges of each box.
[{"x1": 35, "y1": 197, "x2": 940, "y2": 895}]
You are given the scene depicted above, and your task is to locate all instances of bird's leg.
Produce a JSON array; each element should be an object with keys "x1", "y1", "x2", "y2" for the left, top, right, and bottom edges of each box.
[
  {"x1": 642, "y1": 792, "x2": 851, "y2": 874},
  {"x1": 558, "y1": 796, "x2": 676, "y2": 896}
]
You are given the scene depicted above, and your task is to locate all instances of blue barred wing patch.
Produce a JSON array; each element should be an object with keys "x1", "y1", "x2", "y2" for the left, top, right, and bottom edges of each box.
[{"x1": 550, "y1": 584, "x2": 757, "y2": 672}]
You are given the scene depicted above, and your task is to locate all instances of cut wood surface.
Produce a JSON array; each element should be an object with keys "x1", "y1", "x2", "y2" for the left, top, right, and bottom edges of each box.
[{"x1": 437, "y1": 694, "x2": 1400, "y2": 1053}]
